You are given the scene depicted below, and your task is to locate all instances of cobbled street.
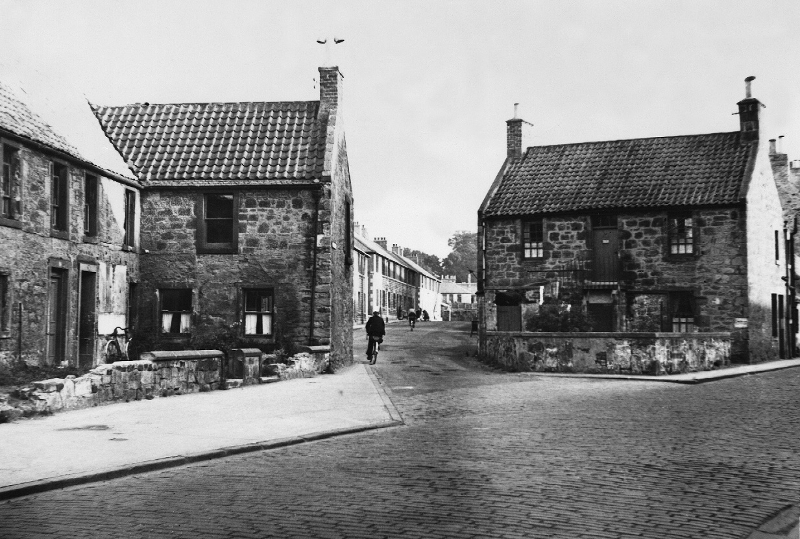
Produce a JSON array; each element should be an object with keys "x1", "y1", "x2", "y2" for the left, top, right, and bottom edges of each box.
[{"x1": 1, "y1": 321, "x2": 800, "y2": 538}]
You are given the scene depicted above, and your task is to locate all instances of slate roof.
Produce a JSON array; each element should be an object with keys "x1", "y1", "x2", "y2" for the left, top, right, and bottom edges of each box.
[
  {"x1": 483, "y1": 131, "x2": 755, "y2": 217},
  {"x1": 91, "y1": 101, "x2": 328, "y2": 185},
  {"x1": 0, "y1": 80, "x2": 135, "y2": 180}
]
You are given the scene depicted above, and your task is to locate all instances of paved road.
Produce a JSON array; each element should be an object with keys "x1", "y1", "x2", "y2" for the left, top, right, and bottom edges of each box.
[{"x1": 2, "y1": 321, "x2": 799, "y2": 538}]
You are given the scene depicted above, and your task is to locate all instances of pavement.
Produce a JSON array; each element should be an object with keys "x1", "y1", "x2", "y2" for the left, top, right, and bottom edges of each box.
[{"x1": 0, "y1": 363, "x2": 402, "y2": 501}]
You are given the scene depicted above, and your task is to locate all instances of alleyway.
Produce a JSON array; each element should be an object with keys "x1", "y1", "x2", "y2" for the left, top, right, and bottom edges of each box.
[{"x1": 1, "y1": 321, "x2": 799, "y2": 538}]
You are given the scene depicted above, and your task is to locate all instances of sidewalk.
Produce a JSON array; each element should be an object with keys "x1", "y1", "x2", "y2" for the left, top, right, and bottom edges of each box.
[
  {"x1": 0, "y1": 364, "x2": 402, "y2": 501},
  {"x1": 521, "y1": 358, "x2": 800, "y2": 384}
]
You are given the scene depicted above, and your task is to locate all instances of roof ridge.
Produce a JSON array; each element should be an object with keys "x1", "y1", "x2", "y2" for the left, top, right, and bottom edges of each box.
[
  {"x1": 95, "y1": 100, "x2": 319, "y2": 110},
  {"x1": 524, "y1": 131, "x2": 740, "y2": 153}
]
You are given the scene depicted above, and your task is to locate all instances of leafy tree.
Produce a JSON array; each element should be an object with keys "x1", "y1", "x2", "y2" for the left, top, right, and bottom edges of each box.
[
  {"x1": 441, "y1": 231, "x2": 477, "y2": 282},
  {"x1": 525, "y1": 298, "x2": 595, "y2": 332},
  {"x1": 403, "y1": 249, "x2": 443, "y2": 276}
]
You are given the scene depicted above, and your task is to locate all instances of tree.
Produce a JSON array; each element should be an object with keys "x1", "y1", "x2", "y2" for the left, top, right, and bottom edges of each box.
[
  {"x1": 441, "y1": 231, "x2": 477, "y2": 282},
  {"x1": 403, "y1": 249, "x2": 443, "y2": 276}
]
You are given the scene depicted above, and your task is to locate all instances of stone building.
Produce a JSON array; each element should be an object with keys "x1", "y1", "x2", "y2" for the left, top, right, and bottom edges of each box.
[
  {"x1": 0, "y1": 80, "x2": 140, "y2": 368},
  {"x1": 353, "y1": 225, "x2": 441, "y2": 323},
  {"x1": 478, "y1": 78, "x2": 795, "y2": 368},
  {"x1": 92, "y1": 67, "x2": 354, "y2": 369}
]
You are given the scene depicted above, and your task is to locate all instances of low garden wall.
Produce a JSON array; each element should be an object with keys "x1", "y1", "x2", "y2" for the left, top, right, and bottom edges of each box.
[
  {"x1": 481, "y1": 331, "x2": 732, "y2": 374},
  {"x1": 7, "y1": 345, "x2": 332, "y2": 418}
]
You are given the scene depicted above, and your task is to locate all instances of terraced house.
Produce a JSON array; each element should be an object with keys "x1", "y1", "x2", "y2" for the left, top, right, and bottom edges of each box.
[
  {"x1": 0, "y1": 79, "x2": 140, "y2": 368},
  {"x1": 0, "y1": 66, "x2": 354, "y2": 371},
  {"x1": 478, "y1": 78, "x2": 796, "y2": 371},
  {"x1": 93, "y1": 66, "x2": 354, "y2": 369}
]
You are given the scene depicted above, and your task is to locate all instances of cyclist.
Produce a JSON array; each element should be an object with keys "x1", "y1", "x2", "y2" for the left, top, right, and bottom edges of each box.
[
  {"x1": 407, "y1": 308, "x2": 417, "y2": 331},
  {"x1": 365, "y1": 311, "x2": 385, "y2": 364}
]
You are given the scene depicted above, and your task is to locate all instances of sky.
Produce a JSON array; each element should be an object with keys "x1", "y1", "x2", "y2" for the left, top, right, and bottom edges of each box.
[{"x1": 1, "y1": 0, "x2": 799, "y2": 258}]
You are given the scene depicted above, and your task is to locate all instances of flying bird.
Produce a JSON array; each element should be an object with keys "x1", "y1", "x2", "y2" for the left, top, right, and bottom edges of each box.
[
  {"x1": 334, "y1": 38, "x2": 344, "y2": 44},
  {"x1": 316, "y1": 39, "x2": 327, "y2": 44}
]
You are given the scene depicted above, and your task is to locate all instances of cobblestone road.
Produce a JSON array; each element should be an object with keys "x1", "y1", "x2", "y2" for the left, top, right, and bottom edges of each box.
[{"x1": 1, "y1": 321, "x2": 799, "y2": 538}]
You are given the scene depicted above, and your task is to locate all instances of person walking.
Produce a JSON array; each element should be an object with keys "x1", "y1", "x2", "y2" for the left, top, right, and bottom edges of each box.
[{"x1": 365, "y1": 311, "x2": 386, "y2": 364}]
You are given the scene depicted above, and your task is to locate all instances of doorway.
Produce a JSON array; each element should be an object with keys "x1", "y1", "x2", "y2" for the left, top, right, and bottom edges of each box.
[
  {"x1": 78, "y1": 271, "x2": 97, "y2": 368},
  {"x1": 592, "y1": 227, "x2": 619, "y2": 281},
  {"x1": 47, "y1": 269, "x2": 68, "y2": 365}
]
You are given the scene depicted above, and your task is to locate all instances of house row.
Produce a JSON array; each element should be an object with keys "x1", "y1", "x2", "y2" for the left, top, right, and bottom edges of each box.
[
  {"x1": 0, "y1": 66, "x2": 354, "y2": 370},
  {"x1": 478, "y1": 77, "x2": 798, "y2": 369},
  {"x1": 352, "y1": 224, "x2": 441, "y2": 324},
  {"x1": 439, "y1": 275, "x2": 478, "y2": 321}
]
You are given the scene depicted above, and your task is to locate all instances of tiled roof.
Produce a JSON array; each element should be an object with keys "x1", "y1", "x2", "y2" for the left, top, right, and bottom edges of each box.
[
  {"x1": 483, "y1": 132, "x2": 754, "y2": 216},
  {"x1": 91, "y1": 101, "x2": 328, "y2": 185},
  {"x1": 0, "y1": 80, "x2": 79, "y2": 156}
]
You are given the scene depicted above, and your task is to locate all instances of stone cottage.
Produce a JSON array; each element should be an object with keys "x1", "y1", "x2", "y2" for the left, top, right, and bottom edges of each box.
[
  {"x1": 0, "y1": 79, "x2": 141, "y2": 369},
  {"x1": 92, "y1": 67, "x2": 354, "y2": 369},
  {"x1": 478, "y1": 77, "x2": 795, "y2": 370}
]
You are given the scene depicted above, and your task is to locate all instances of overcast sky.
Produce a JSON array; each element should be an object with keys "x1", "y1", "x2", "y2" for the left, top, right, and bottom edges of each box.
[{"x1": 1, "y1": 0, "x2": 798, "y2": 257}]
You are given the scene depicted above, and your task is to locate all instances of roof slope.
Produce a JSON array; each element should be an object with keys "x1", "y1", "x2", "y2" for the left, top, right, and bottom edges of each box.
[
  {"x1": 0, "y1": 80, "x2": 135, "y2": 180},
  {"x1": 483, "y1": 132, "x2": 754, "y2": 216},
  {"x1": 91, "y1": 101, "x2": 328, "y2": 185}
]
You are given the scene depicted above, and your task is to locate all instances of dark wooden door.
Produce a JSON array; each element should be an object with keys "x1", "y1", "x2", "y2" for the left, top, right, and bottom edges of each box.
[
  {"x1": 78, "y1": 271, "x2": 96, "y2": 368},
  {"x1": 47, "y1": 270, "x2": 67, "y2": 364},
  {"x1": 497, "y1": 306, "x2": 521, "y2": 331},
  {"x1": 593, "y1": 229, "x2": 619, "y2": 281}
]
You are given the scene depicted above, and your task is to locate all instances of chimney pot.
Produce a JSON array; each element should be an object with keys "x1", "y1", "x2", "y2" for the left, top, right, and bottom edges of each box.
[
  {"x1": 770, "y1": 139, "x2": 777, "y2": 155},
  {"x1": 778, "y1": 135, "x2": 784, "y2": 154},
  {"x1": 745, "y1": 75, "x2": 755, "y2": 98}
]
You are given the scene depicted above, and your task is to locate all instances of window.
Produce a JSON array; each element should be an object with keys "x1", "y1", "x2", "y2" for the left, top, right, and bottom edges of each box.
[
  {"x1": 243, "y1": 289, "x2": 274, "y2": 336},
  {"x1": 84, "y1": 174, "x2": 98, "y2": 237},
  {"x1": 775, "y1": 230, "x2": 780, "y2": 263},
  {"x1": 51, "y1": 162, "x2": 68, "y2": 231},
  {"x1": 522, "y1": 220, "x2": 544, "y2": 258},
  {"x1": 0, "y1": 273, "x2": 8, "y2": 333},
  {"x1": 2, "y1": 145, "x2": 20, "y2": 220},
  {"x1": 668, "y1": 214, "x2": 693, "y2": 255},
  {"x1": 160, "y1": 289, "x2": 192, "y2": 334},
  {"x1": 198, "y1": 193, "x2": 237, "y2": 253},
  {"x1": 123, "y1": 189, "x2": 136, "y2": 248},
  {"x1": 670, "y1": 292, "x2": 695, "y2": 332}
]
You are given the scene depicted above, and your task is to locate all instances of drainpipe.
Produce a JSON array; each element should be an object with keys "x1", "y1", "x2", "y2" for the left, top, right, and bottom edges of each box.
[
  {"x1": 309, "y1": 185, "x2": 322, "y2": 345},
  {"x1": 17, "y1": 302, "x2": 23, "y2": 368}
]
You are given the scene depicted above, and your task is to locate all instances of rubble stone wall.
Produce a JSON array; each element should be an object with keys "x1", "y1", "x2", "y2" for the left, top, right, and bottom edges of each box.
[{"x1": 481, "y1": 331, "x2": 731, "y2": 374}]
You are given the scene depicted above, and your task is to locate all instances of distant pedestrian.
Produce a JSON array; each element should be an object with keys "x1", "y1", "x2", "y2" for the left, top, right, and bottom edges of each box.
[
  {"x1": 365, "y1": 311, "x2": 385, "y2": 364},
  {"x1": 408, "y1": 308, "x2": 417, "y2": 330},
  {"x1": 422, "y1": 309, "x2": 429, "y2": 321},
  {"x1": 416, "y1": 307, "x2": 422, "y2": 320}
]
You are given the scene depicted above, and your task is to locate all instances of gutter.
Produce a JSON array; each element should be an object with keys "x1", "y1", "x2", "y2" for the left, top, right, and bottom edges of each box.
[{"x1": 0, "y1": 128, "x2": 140, "y2": 189}]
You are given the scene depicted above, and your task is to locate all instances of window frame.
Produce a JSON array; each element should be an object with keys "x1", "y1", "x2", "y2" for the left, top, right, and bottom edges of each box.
[
  {"x1": 159, "y1": 288, "x2": 193, "y2": 334},
  {"x1": 669, "y1": 291, "x2": 695, "y2": 333},
  {"x1": 123, "y1": 189, "x2": 136, "y2": 249},
  {"x1": 50, "y1": 160, "x2": 69, "y2": 235},
  {"x1": 197, "y1": 192, "x2": 238, "y2": 254},
  {"x1": 84, "y1": 174, "x2": 98, "y2": 238},
  {"x1": 242, "y1": 288, "x2": 275, "y2": 337},
  {"x1": 667, "y1": 213, "x2": 695, "y2": 256},
  {"x1": 1, "y1": 143, "x2": 21, "y2": 225},
  {"x1": 522, "y1": 219, "x2": 544, "y2": 259}
]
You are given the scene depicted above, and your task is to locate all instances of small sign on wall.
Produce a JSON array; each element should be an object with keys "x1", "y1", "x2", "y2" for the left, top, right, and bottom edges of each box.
[{"x1": 734, "y1": 318, "x2": 748, "y2": 328}]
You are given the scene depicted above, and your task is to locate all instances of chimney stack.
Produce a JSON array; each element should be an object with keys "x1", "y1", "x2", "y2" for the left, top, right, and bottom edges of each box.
[
  {"x1": 375, "y1": 237, "x2": 387, "y2": 250},
  {"x1": 506, "y1": 102, "x2": 523, "y2": 159},
  {"x1": 318, "y1": 66, "x2": 343, "y2": 118},
  {"x1": 737, "y1": 76, "x2": 761, "y2": 143}
]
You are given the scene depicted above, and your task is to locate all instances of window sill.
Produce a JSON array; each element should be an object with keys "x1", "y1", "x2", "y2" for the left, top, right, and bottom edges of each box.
[
  {"x1": 50, "y1": 229, "x2": 69, "y2": 240},
  {"x1": 665, "y1": 254, "x2": 697, "y2": 261},
  {"x1": 82, "y1": 235, "x2": 98, "y2": 244},
  {"x1": 197, "y1": 245, "x2": 237, "y2": 255},
  {"x1": 0, "y1": 332, "x2": 10, "y2": 340},
  {"x1": 0, "y1": 216, "x2": 22, "y2": 229}
]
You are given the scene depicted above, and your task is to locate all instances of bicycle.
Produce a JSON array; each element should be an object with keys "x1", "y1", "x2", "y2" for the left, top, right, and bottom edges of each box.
[
  {"x1": 105, "y1": 327, "x2": 134, "y2": 363},
  {"x1": 367, "y1": 335, "x2": 381, "y2": 365}
]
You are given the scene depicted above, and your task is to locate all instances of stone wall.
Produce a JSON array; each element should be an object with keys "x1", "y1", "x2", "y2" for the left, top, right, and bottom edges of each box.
[
  {"x1": 138, "y1": 187, "x2": 318, "y2": 350},
  {"x1": 481, "y1": 207, "x2": 763, "y2": 360},
  {"x1": 20, "y1": 350, "x2": 223, "y2": 414},
  {"x1": 0, "y1": 143, "x2": 139, "y2": 368},
  {"x1": 482, "y1": 331, "x2": 731, "y2": 374}
]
